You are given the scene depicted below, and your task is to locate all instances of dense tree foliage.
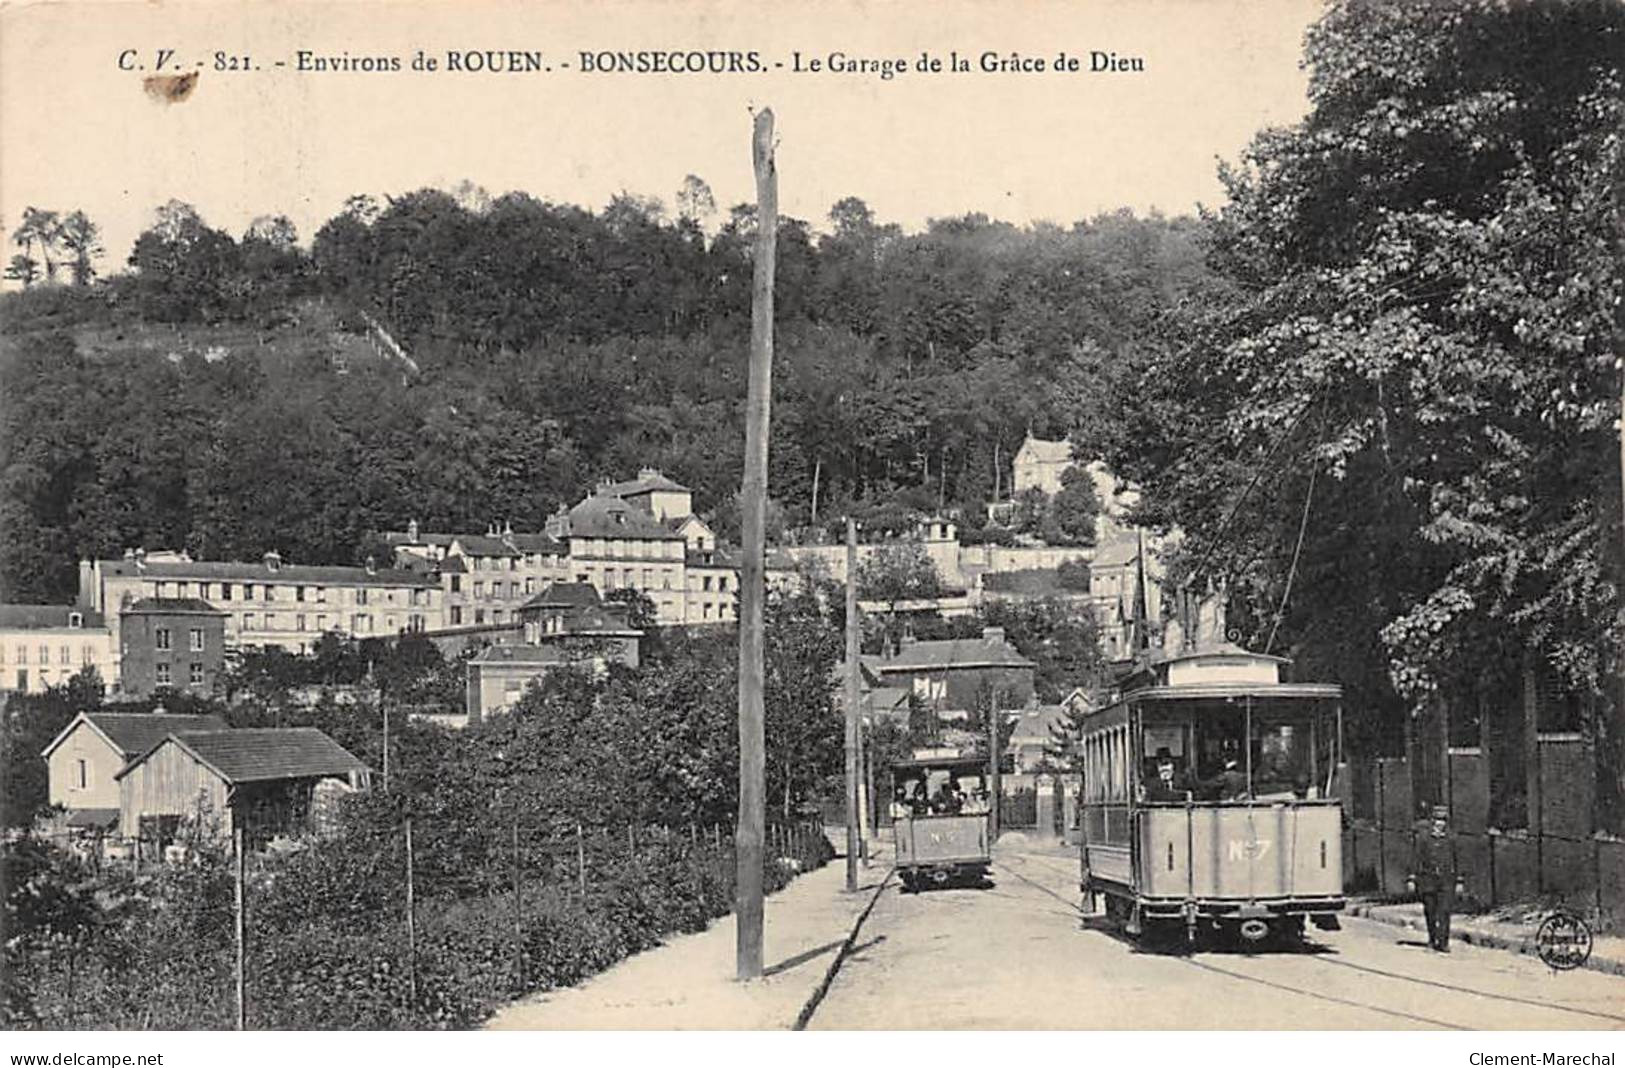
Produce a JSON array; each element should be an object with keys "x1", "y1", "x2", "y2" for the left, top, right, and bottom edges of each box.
[{"x1": 1105, "y1": 0, "x2": 1624, "y2": 820}]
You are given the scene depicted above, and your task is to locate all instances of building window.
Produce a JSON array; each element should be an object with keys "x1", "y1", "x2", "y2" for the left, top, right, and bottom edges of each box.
[
  {"x1": 297, "y1": 614, "x2": 307, "y2": 631},
  {"x1": 38, "y1": 645, "x2": 48, "y2": 665},
  {"x1": 243, "y1": 584, "x2": 254, "y2": 600},
  {"x1": 296, "y1": 586, "x2": 306, "y2": 601},
  {"x1": 156, "y1": 663, "x2": 171, "y2": 686},
  {"x1": 357, "y1": 589, "x2": 369, "y2": 606},
  {"x1": 189, "y1": 628, "x2": 204, "y2": 652},
  {"x1": 155, "y1": 628, "x2": 171, "y2": 651},
  {"x1": 81, "y1": 645, "x2": 92, "y2": 665},
  {"x1": 474, "y1": 581, "x2": 485, "y2": 598},
  {"x1": 450, "y1": 575, "x2": 462, "y2": 593},
  {"x1": 220, "y1": 584, "x2": 232, "y2": 601},
  {"x1": 189, "y1": 663, "x2": 204, "y2": 686},
  {"x1": 525, "y1": 577, "x2": 535, "y2": 595},
  {"x1": 76, "y1": 759, "x2": 87, "y2": 790},
  {"x1": 316, "y1": 614, "x2": 327, "y2": 631},
  {"x1": 264, "y1": 613, "x2": 278, "y2": 631},
  {"x1": 243, "y1": 613, "x2": 256, "y2": 630},
  {"x1": 703, "y1": 603, "x2": 712, "y2": 620},
  {"x1": 450, "y1": 606, "x2": 463, "y2": 625},
  {"x1": 703, "y1": 576, "x2": 713, "y2": 592},
  {"x1": 16, "y1": 646, "x2": 26, "y2": 665},
  {"x1": 474, "y1": 609, "x2": 485, "y2": 625},
  {"x1": 316, "y1": 587, "x2": 327, "y2": 603},
  {"x1": 353, "y1": 614, "x2": 370, "y2": 633},
  {"x1": 59, "y1": 644, "x2": 70, "y2": 665}
]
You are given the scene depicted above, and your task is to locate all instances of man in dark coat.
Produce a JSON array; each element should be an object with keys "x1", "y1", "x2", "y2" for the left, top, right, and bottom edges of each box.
[{"x1": 1409, "y1": 804, "x2": 1457, "y2": 952}]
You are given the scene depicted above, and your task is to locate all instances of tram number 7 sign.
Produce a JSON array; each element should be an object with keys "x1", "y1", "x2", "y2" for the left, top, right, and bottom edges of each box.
[{"x1": 1227, "y1": 838, "x2": 1273, "y2": 861}]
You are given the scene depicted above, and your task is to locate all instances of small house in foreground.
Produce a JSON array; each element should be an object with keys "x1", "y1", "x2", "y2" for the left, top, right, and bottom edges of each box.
[
  {"x1": 41, "y1": 711, "x2": 228, "y2": 830},
  {"x1": 116, "y1": 727, "x2": 369, "y2": 850}
]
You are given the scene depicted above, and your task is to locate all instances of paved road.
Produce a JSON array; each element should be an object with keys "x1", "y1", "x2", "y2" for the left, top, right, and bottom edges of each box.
[{"x1": 810, "y1": 842, "x2": 1625, "y2": 1030}]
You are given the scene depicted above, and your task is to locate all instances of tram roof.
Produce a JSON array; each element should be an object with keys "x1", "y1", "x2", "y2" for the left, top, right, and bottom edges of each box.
[
  {"x1": 889, "y1": 755, "x2": 988, "y2": 772},
  {"x1": 1090, "y1": 681, "x2": 1342, "y2": 714}
]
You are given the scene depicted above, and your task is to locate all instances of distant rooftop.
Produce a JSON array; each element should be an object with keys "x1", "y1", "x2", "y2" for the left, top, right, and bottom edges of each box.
[
  {"x1": 43, "y1": 712, "x2": 228, "y2": 760},
  {"x1": 123, "y1": 597, "x2": 224, "y2": 615},
  {"x1": 97, "y1": 556, "x2": 437, "y2": 588},
  {"x1": 602, "y1": 468, "x2": 691, "y2": 497},
  {"x1": 0, "y1": 604, "x2": 106, "y2": 630}
]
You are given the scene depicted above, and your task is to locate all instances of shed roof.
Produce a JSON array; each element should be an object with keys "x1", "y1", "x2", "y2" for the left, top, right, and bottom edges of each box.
[{"x1": 116, "y1": 728, "x2": 368, "y2": 784}]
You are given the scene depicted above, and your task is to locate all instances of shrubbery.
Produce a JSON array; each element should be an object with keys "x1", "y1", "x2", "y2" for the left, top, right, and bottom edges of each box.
[{"x1": 4, "y1": 819, "x2": 832, "y2": 1030}]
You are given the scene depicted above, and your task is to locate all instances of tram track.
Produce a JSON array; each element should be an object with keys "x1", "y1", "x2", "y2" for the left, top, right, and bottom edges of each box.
[{"x1": 997, "y1": 850, "x2": 1623, "y2": 1030}]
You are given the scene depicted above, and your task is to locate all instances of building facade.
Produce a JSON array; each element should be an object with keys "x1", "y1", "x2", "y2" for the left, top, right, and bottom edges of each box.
[
  {"x1": 467, "y1": 582, "x2": 643, "y2": 720},
  {"x1": 80, "y1": 550, "x2": 442, "y2": 662},
  {"x1": 0, "y1": 604, "x2": 115, "y2": 695},
  {"x1": 117, "y1": 598, "x2": 228, "y2": 698}
]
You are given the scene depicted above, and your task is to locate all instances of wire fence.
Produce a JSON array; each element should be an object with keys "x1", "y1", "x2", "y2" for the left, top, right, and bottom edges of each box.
[{"x1": 8, "y1": 817, "x2": 834, "y2": 1030}]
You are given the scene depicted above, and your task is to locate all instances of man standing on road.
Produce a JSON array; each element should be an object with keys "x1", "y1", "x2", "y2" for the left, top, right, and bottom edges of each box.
[{"x1": 1409, "y1": 804, "x2": 1457, "y2": 952}]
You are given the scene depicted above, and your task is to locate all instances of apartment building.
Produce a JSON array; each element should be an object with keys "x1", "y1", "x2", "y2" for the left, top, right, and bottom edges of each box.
[{"x1": 80, "y1": 550, "x2": 442, "y2": 660}]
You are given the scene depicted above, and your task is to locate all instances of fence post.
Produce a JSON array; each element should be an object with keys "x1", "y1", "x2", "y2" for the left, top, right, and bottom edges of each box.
[
  {"x1": 576, "y1": 822, "x2": 587, "y2": 893},
  {"x1": 405, "y1": 818, "x2": 418, "y2": 1009},
  {"x1": 234, "y1": 823, "x2": 246, "y2": 1031},
  {"x1": 511, "y1": 820, "x2": 523, "y2": 991},
  {"x1": 1488, "y1": 830, "x2": 1497, "y2": 906}
]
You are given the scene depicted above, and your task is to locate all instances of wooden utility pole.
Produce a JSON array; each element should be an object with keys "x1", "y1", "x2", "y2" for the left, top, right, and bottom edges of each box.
[
  {"x1": 234, "y1": 824, "x2": 245, "y2": 1031},
  {"x1": 735, "y1": 106, "x2": 777, "y2": 981},
  {"x1": 404, "y1": 818, "x2": 418, "y2": 1006},
  {"x1": 845, "y1": 518, "x2": 861, "y2": 890}
]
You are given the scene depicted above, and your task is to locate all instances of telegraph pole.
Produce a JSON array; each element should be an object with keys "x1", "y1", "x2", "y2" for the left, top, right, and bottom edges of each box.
[
  {"x1": 845, "y1": 517, "x2": 861, "y2": 891},
  {"x1": 735, "y1": 106, "x2": 776, "y2": 981}
]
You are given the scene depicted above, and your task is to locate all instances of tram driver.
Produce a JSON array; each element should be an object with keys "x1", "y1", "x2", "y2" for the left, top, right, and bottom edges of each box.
[{"x1": 1143, "y1": 746, "x2": 1190, "y2": 801}]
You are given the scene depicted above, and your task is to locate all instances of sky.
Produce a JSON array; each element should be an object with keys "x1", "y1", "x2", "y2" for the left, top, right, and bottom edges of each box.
[{"x1": 0, "y1": 0, "x2": 1324, "y2": 271}]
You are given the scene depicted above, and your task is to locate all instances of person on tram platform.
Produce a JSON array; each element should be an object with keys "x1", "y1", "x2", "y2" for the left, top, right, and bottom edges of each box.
[{"x1": 932, "y1": 776, "x2": 964, "y2": 815}]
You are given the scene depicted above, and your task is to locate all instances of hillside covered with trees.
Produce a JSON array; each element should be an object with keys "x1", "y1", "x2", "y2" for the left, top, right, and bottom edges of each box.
[{"x1": 1, "y1": 190, "x2": 1205, "y2": 604}]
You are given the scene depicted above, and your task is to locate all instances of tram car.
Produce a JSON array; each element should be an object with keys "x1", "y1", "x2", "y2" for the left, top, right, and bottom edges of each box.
[
  {"x1": 890, "y1": 752, "x2": 994, "y2": 891},
  {"x1": 1078, "y1": 641, "x2": 1345, "y2": 945}
]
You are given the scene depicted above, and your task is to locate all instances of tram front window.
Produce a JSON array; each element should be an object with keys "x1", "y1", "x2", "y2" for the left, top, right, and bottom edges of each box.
[{"x1": 1253, "y1": 720, "x2": 1314, "y2": 799}]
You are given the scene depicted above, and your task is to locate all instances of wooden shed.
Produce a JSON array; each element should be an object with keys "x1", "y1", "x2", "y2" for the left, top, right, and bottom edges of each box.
[{"x1": 116, "y1": 727, "x2": 369, "y2": 851}]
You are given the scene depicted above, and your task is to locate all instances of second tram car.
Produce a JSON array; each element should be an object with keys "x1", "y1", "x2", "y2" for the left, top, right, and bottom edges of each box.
[
  {"x1": 1079, "y1": 641, "x2": 1345, "y2": 946},
  {"x1": 890, "y1": 753, "x2": 994, "y2": 891}
]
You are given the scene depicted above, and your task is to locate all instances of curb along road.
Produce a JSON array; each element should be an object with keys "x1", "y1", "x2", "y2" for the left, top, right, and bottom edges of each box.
[
  {"x1": 793, "y1": 862, "x2": 894, "y2": 1030},
  {"x1": 1345, "y1": 903, "x2": 1625, "y2": 979}
]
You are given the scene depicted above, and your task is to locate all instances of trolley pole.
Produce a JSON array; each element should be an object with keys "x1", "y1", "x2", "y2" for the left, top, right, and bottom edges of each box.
[
  {"x1": 234, "y1": 823, "x2": 245, "y2": 1031},
  {"x1": 735, "y1": 106, "x2": 776, "y2": 981},
  {"x1": 845, "y1": 517, "x2": 861, "y2": 892}
]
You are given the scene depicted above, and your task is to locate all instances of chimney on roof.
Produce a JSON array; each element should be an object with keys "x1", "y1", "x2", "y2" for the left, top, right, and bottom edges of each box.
[
  {"x1": 408, "y1": 518, "x2": 419, "y2": 541},
  {"x1": 133, "y1": 547, "x2": 147, "y2": 571},
  {"x1": 503, "y1": 518, "x2": 513, "y2": 537},
  {"x1": 152, "y1": 703, "x2": 167, "y2": 716},
  {"x1": 263, "y1": 550, "x2": 282, "y2": 572},
  {"x1": 640, "y1": 467, "x2": 660, "y2": 479},
  {"x1": 123, "y1": 548, "x2": 136, "y2": 560},
  {"x1": 982, "y1": 626, "x2": 1006, "y2": 644},
  {"x1": 365, "y1": 555, "x2": 377, "y2": 576}
]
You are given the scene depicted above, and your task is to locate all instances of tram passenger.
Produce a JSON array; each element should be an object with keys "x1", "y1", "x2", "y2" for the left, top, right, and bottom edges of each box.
[
  {"x1": 932, "y1": 776, "x2": 964, "y2": 815},
  {"x1": 1144, "y1": 747, "x2": 1188, "y2": 801},
  {"x1": 1200, "y1": 759, "x2": 1247, "y2": 801},
  {"x1": 1408, "y1": 804, "x2": 1457, "y2": 953},
  {"x1": 890, "y1": 785, "x2": 914, "y2": 820}
]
